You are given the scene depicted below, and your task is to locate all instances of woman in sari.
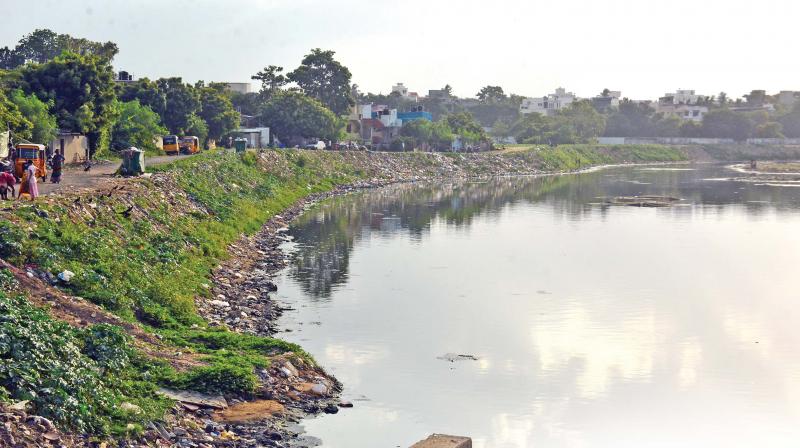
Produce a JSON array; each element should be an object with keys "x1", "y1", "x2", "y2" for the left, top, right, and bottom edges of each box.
[{"x1": 26, "y1": 161, "x2": 39, "y2": 200}]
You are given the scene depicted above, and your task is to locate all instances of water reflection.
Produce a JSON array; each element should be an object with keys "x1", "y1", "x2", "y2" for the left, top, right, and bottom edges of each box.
[
  {"x1": 276, "y1": 164, "x2": 800, "y2": 448},
  {"x1": 287, "y1": 165, "x2": 800, "y2": 300}
]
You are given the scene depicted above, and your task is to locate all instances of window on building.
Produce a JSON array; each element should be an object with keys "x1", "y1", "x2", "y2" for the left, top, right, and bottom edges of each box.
[{"x1": 692, "y1": 110, "x2": 700, "y2": 117}]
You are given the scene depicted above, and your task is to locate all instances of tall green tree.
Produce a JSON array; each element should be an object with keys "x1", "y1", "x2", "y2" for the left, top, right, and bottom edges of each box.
[
  {"x1": 111, "y1": 100, "x2": 167, "y2": 151},
  {"x1": 476, "y1": 85, "x2": 506, "y2": 103},
  {"x1": 118, "y1": 78, "x2": 167, "y2": 118},
  {"x1": 8, "y1": 89, "x2": 57, "y2": 143},
  {"x1": 701, "y1": 110, "x2": 753, "y2": 141},
  {"x1": 155, "y1": 77, "x2": 200, "y2": 135},
  {"x1": 184, "y1": 113, "x2": 209, "y2": 144},
  {"x1": 288, "y1": 49, "x2": 354, "y2": 115},
  {"x1": 259, "y1": 90, "x2": 341, "y2": 144},
  {"x1": 0, "y1": 29, "x2": 117, "y2": 69},
  {"x1": 0, "y1": 90, "x2": 33, "y2": 140},
  {"x1": 196, "y1": 82, "x2": 240, "y2": 141},
  {"x1": 251, "y1": 65, "x2": 287, "y2": 99},
  {"x1": 21, "y1": 52, "x2": 117, "y2": 152}
]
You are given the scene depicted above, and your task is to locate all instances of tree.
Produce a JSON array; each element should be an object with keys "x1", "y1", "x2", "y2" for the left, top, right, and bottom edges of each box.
[
  {"x1": 0, "y1": 29, "x2": 117, "y2": 69},
  {"x1": 442, "y1": 84, "x2": 453, "y2": 97},
  {"x1": 604, "y1": 100, "x2": 655, "y2": 137},
  {"x1": 0, "y1": 90, "x2": 33, "y2": 141},
  {"x1": 155, "y1": 77, "x2": 200, "y2": 135},
  {"x1": 259, "y1": 90, "x2": 341, "y2": 144},
  {"x1": 111, "y1": 100, "x2": 167, "y2": 151},
  {"x1": 778, "y1": 103, "x2": 800, "y2": 137},
  {"x1": 185, "y1": 113, "x2": 209, "y2": 144},
  {"x1": 652, "y1": 114, "x2": 682, "y2": 137},
  {"x1": 21, "y1": 52, "x2": 117, "y2": 153},
  {"x1": 400, "y1": 119, "x2": 433, "y2": 148},
  {"x1": 744, "y1": 90, "x2": 766, "y2": 107},
  {"x1": 8, "y1": 89, "x2": 57, "y2": 143},
  {"x1": 701, "y1": 110, "x2": 753, "y2": 141},
  {"x1": 556, "y1": 100, "x2": 605, "y2": 143},
  {"x1": 718, "y1": 92, "x2": 728, "y2": 106},
  {"x1": 476, "y1": 85, "x2": 506, "y2": 103},
  {"x1": 444, "y1": 112, "x2": 490, "y2": 145},
  {"x1": 251, "y1": 65, "x2": 287, "y2": 99},
  {"x1": 288, "y1": 49, "x2": 354, "y2": 115},
  {"x1": 490, "y1": 119, "x2": 512, "y2": 143},
  {"x1": 118, "y1": 78, "x2": 167, "y2": 118},
  {"x1": 196, "y1": 82, "x2": 240, "y2": 142},
  {"x1": 755, "y1": 122, "x2": 784, "y2": 138}
]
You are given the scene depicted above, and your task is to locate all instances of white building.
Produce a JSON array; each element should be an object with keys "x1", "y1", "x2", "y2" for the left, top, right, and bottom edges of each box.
[
  {"x1": 225, "y1": 83, "x2": 254, "y2": 94},
  {"x1": 235, "y1": 127, "x2": 270, "y2": 147},
  {"x1": 520, "y1": 88, "x2": 577, "y2": 115},
  {"x1": 657, "y1": 104, "x2": 708, "y2": 122},
  {"x1": 661, "y1": 89, "x2": 701, "y2": 105},
  {"x1": 391, "y1": 83, "x2": 419, "y2": 101}
]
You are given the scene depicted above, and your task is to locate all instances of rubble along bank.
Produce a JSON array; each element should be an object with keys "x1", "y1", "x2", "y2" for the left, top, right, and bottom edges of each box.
[{"x1": 0, "y1": 144, "x2": 789, "y2": 447}]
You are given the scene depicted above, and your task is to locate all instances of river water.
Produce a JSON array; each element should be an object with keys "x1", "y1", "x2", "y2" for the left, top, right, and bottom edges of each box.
[{"x1": 274, "y1": 164, "x2": 800, "y2": 448}]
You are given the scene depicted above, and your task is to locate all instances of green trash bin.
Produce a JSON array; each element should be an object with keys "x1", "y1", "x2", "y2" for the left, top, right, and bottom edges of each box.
[
  {"x1": 234, "y1": 138, "x2": 247, "y2": 153},
  {"x1": 120, "y1": 147, "x2": 145, "y2": 176}
]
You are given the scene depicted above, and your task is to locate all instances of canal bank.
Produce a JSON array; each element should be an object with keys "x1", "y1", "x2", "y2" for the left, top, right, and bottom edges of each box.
[{"x1": 1, "y1": 144, "x2": 800, "y2": 447}]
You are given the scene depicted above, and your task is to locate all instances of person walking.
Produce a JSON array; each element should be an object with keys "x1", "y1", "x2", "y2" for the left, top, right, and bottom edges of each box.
[
  {"x1": 0, "y1": 170, "x2": 14, "y2": 200},
  {"x1": 18, "y1": 161, "x2": 38, "y2": 200},
  {"x1": 50, "y1": 150, "x2": 64, "y2": 183}
]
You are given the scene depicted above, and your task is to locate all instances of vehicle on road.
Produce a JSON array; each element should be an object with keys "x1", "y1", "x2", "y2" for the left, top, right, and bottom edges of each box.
[
  {"x1": 163, "y1": 135, "x2": 180, "y2": 155},
  {"x1": 180, "y1": 136, "x2": 200, "y2": 154},
  {"x1": 304, "y1": 141, "x2": 326, "y2": 150},
  {"x1": 14, "y1": 144, "x2": 47, "y2": 181}
]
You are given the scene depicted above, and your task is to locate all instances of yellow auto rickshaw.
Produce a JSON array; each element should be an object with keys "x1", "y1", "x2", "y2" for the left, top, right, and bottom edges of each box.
[
  {"x1": 15, "y1": 144, "x2": 47, "y2": 182},
  {"x1": 180, "y1": 136, "x2": 200, "y2": 154},
  {"x1": 163, "y1": 135, "x2": 180, "y2": 155}
]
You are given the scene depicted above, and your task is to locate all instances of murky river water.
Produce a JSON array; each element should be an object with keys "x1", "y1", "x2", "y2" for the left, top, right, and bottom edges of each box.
[{"x1": 274, "y1": 164, "x2": 800, "y2": 448}]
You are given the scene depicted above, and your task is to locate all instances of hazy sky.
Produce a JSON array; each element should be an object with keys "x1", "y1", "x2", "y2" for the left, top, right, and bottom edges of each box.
[{"x1": 4, "y1": 0, "x2": 799, "y2": 100}]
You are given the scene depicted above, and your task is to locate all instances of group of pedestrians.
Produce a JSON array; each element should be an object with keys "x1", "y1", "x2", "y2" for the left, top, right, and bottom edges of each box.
[{"x1": 0, "y1": 149, "x2": 64, "y2": 201}]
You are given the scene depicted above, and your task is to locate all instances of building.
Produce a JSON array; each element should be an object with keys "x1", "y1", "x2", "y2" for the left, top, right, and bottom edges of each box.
[
  {"x1": 660, "y1": 89, "x2": 701, "y2": 105},
  {"x1": 391, "y1": 83, "x2": 420, "y2": 102},
  {"x1": 234, "y1": 127, "x2": 270, "y2": 148},
  {"x1": 657, "y1": 104, "x2": 708, "y2": 122},
  {"x1": 778, "y1": 91, "x2": 799, "y2": 108},
  {"x1": 520, "y1": 88, "x2": 577, "y2": 115},
  {"x1": 591, "y1": 90, "x2": 621, "y2": 113},
  {"x1": 398, "y1": 110, "x2": 433, "y2": 122},
  {"x1": 392, "y1": 83, "x2": 409, "y2": 97},
  {"x1": 114, "y1": 71, "x2": 135, "y2": 84},
  {"x1": 50, "y1": 132, "x2": 89, "y2": 164},
  {"x1": 225, "y1": 83, "x2": 253, "y2": 94}
]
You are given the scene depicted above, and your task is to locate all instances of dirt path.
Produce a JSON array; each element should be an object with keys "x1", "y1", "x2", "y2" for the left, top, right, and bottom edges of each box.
[{"x1": 36, "y1": 154, "x2": 194, "y2": 196}]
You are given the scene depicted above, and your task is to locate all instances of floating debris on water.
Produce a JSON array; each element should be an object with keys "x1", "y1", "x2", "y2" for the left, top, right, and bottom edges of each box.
[
  {"x1": 438, "y1": 353, "x2": 480, "y2": 362},
  {"x1": 597, "y1": 195, "x2": 682, "y2": 207}
]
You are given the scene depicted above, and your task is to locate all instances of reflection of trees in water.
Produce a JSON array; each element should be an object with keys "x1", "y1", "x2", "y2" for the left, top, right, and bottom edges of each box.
[{"x1": 288, "y1": 166, "x2": 800, "y2": 299}]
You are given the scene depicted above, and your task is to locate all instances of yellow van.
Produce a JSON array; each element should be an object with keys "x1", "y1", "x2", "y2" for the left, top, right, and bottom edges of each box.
[
  {"x1": 180, "y1": 136, "x2": 200, "y2": 154},
  {"x1": 163, "y1": 135, "x2": 180, "y2": 155}
]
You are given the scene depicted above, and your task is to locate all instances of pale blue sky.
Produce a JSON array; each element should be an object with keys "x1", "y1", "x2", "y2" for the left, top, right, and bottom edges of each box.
[{"x1": 3, "y1": 0, "x2": 798, "y2": 100}]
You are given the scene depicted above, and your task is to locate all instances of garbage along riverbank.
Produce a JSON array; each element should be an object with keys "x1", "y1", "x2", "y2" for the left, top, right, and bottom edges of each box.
[{"x1": 1, "y1": 144, "x2": 797, "y2": 448}]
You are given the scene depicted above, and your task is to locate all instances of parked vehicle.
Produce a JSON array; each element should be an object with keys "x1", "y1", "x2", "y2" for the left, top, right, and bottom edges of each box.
[
  {"x1": 180, "y1": 136, "x2": 200, "y2": 154},
  {"x1": 14, "y1": 144, "x2": 47, "y2": 181},
  {"x1": 163, "y1": 135, "x2": 180, "y2": 155},
  {"x1": 304, "y1": 141, "x2": 326, "y2": 150}
]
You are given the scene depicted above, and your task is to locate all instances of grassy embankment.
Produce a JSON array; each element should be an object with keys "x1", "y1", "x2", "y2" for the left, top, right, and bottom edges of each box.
[{"x1": 0, "y1": 145, "x2": 688, "y2": 437}]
